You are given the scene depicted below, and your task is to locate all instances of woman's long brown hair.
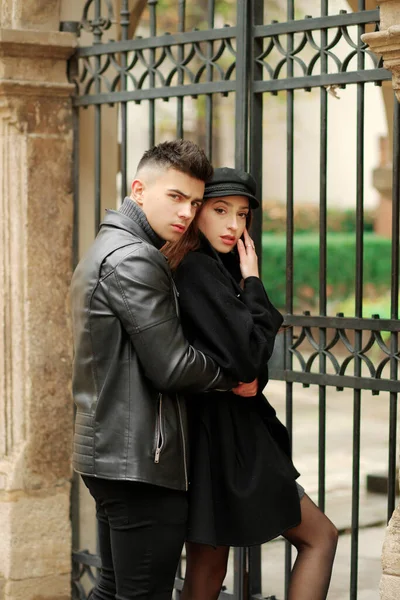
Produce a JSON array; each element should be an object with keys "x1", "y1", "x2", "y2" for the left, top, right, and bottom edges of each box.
[
  {"x1": 162, "y1": 218, "x2": 201, "y2": 271},
  {"x1": 162, "y1": 204, "x2": 253, "y2": 271}
]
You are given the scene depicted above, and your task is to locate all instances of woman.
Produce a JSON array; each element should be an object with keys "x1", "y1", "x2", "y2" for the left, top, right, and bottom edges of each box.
[{"x1": 164, "y1": 167, "x2": 338, "y2": 600}]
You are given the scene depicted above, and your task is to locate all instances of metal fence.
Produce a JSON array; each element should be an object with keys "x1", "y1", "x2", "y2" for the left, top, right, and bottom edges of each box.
[{"x1": 67, "y1": 1, "x2": 399, "y2": 599}]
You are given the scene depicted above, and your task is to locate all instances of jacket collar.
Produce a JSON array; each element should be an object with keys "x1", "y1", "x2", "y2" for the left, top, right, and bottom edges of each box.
[
  {"x1": 100, "y1": 200, "x2": 164, "y2": 250},
  {"x1": 196, "y1": 233, "x2": 243, "y2": 293}
]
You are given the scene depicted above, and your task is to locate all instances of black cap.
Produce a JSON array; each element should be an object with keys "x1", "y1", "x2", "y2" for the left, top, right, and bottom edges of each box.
[{"x1": 203, "y1": 167, "x2": 259, "y2": 209}]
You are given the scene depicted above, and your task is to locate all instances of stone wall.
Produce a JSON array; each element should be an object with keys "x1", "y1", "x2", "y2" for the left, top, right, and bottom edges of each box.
[{"x1": 0, "y1": 1, "x2": 77, "y2": 598}]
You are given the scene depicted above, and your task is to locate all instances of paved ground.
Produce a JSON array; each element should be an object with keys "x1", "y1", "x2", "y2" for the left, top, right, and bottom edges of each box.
[{"x1": 219, "y1": 380, "x2": 398, "y2": 599}]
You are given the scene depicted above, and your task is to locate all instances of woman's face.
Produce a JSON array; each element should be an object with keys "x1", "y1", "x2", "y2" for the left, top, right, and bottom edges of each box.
[{"x1": 197, "y1": 195, "x2": 250, "y2": 253}]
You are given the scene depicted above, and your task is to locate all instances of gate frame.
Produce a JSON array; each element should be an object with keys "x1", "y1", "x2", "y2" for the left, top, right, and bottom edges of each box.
[{"x1": 67, "y1": 2, "x2": 399, "y2": 599}]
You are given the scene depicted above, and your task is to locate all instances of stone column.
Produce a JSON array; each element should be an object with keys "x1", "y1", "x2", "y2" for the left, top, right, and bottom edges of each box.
[
  {"x1": 373, "y1": 134, "x2": 395, "y2": 237},
  {"x1": 362, "y1": 0, "x2": 400, "y2": 101},
  {"x1": 362, "y1": 4, "x2": 400, "y2": 598},
  {"x1": 0, "y1": 11, "x2": 77, "y2": 600},
  {"x1": 362, "y1": 0, "x2": 400, "y2": 239}
]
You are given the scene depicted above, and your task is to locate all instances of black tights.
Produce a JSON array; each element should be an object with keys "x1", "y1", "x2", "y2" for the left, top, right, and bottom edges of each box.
[{"x1": 181, "y1": 494, "x2": 338, "y2": 600}]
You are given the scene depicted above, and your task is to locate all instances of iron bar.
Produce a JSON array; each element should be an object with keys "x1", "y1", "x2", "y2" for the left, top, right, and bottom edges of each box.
[
  {"x1": 205, "y1": 0, "x2": 215, "y2": 160},
  {"x1": 235, "y1": 0, "x2": 250, "y2": 170},
  {"x1": 70, "y1": 471, "x2": 81, "y2": 553},
  {"x1": 249, "y1": 0, "x2": 264, "y2": 262},
  {"x1": 233, "y1": 547, "x2": 246, "y2": 600},
  {"x1": 148, "y1": 0, "x2": 157, "y2": 147},
  {"x1": 254, "y1": 9, "x2": 380, "y2": 38},
  {"x1": 94, "y1": 108, "x2": 101, "y2": 230},
  {"x1": 253, "y1": 69, "x2": 392, "y2": 94},
  {"x1": 71, "y1": 76, "x2": 80, "y2": 545},
  {"x1": 350, "y1": 8, "x2": 366, "y2": 597},
  {"x1": 248, "y1": 546, "x2": 262, "y2": 598},
  {"x1": 175, "y1": 560, "x2": 183, "y2": 600},
  {"x1": 120, "y1": 0, "x2": 129, "y2": 202},
  {"x1": 72, "y1": 550, "x2": 102, "y2": 568},
  {"x1": 235, "y1": 0, "x2": 252, "y2": 591},
  {"x1": 247, "y1": 2, "x2": 264, "y2": 594},
  {"x1": 318, "y1": 0, "x2": 328, "y2": 513},
  {"x1": 268, "y1": 370, "x2": 400, "y2": 394},
  {"x1": 248, "y1": 8, "x2": 265, "y2": 594},
  {"x1": 351, "y1": 391, "x2": 361, "y2": 600},
  {"x1": 72, "y1": 104, "x2": 80, "y2": 268},
  {"x1": 282, "y1": 314, "x2": 399, "y2": 331},
  {"x1": 176, "y1": 0, "x2": 185, "y2": 138},
  {"x1": 74, "y1": 81, "x2": 236, "y2": 107},
  {"x1": 388, "y1": 97, "x2": 400, "y2": 521},
  {"x1": 77, "y1": 27, "x2": 237, "y2": 56},
  {"x1": 285, "y1": 0, "x2": 295, "y2": 595},
  {"x1": 94, "y1": 0, "x2": 102, "y2": 231}
]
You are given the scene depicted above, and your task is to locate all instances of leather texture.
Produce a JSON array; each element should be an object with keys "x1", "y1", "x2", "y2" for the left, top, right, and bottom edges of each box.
[{"x1": 71, "y1": 208, "x2": 232, "y2": 490}]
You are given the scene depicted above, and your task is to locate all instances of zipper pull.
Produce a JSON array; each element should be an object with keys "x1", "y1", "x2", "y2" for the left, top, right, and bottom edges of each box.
[
  {"x1": 154, "y1": 447, "x2": 161, "y2": 464},
  {"x1": 171, "y1": 278, "x2": 180, "y2": 296}
]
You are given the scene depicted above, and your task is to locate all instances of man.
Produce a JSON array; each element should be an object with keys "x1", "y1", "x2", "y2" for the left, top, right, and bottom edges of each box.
[{"x1": 71, "y1": 140, "x2": 238, "y2": 600}]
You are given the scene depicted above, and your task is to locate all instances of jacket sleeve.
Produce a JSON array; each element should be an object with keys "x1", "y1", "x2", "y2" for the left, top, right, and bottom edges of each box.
[
  {"x1": 105, "y1": 245, "x2": 235, "y2": 393},
  {"x1": 174, "y1": 254, "x2": 284, "y2": 384}
]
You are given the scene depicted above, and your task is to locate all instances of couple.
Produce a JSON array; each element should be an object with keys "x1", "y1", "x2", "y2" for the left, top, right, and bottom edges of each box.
[{"x1": 71, "y1": 140, "x2": 337, "y2": 600}]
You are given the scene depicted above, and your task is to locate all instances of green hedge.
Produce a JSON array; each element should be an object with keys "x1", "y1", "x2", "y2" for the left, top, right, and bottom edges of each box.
[
  {"x1": 262, "y1": 204, "x2": 375, "y2": 234},
  {"x1": 261, "y1": 233, "x2": 392, "y2": 310}
]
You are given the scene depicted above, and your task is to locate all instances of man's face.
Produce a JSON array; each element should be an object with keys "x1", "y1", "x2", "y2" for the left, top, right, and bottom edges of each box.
[{"x1": 131, "y1": 168, "x2": 205, "y2": 242}]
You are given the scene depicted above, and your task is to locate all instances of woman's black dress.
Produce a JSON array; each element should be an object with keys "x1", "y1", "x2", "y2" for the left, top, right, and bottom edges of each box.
[{"x1": 174, "y1": 236, "x2": 301, "y2": 547}]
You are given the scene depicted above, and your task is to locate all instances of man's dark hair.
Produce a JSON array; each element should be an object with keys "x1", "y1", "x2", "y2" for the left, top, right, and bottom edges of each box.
[{"x1": 137, "y1": 139, "x2": 213, "y2": 182}]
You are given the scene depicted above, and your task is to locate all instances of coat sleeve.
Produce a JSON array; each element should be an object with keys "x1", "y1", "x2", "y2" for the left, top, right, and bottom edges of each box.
[
  {"x1": 174, "y1": 254, "x2": 284, "y2": 384},
  {"x1": 105, "y1": 245, "x2": 235, "y2": 393}
]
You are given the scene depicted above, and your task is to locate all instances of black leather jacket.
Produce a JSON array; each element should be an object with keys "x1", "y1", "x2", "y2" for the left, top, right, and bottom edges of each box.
[{"x1": 71, "y1": 205, "x2": 232, "y2": 491}]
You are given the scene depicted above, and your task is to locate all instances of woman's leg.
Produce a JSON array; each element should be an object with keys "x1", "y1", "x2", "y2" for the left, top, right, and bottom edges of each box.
[
  {"x1": 283, "y1": 494, "x2": 338, "y2": 600},
  {"x1": 181, "y1": 542, "x2": 230, "y2": 600}
]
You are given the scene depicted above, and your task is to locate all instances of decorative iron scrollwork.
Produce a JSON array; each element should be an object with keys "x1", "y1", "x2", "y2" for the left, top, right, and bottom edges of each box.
[
  {"x1": 80, "y1": 0, "x2": 115, "y2": 37},
  {"x1": 256, "y1": 12, "x2": 382, "y2": 87},
  {"x1": 72, "y1": 33, "x2": 237, "y2": 99},
  {"x1": 289, "y1": 312, "x2": 399, "y2": 394}
]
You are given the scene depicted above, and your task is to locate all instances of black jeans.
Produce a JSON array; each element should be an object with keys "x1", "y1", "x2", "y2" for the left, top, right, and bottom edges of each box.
[{"x1": 82, "y1": 475, "x2": 188, "y2": 600}]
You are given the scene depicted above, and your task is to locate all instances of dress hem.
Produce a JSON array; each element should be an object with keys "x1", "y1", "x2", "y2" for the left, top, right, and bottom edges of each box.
[{"x1": 186, "y1": 516, "x2": 302, "y2": 549}]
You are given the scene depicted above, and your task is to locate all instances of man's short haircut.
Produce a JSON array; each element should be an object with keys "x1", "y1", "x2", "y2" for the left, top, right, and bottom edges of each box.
[{"x1": 137, "y1": 139, "x2": 213, "y2": 183}]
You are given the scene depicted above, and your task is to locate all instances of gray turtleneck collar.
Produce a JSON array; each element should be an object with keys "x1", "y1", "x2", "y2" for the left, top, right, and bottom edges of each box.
[{"x1": 119, "y1": 197, "x2": 164, "y2": 249}]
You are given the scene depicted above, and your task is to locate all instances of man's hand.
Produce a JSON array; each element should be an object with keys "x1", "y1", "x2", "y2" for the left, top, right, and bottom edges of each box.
[{"x1": 232, "y1": 379, "x2": 258, "y2": 397}]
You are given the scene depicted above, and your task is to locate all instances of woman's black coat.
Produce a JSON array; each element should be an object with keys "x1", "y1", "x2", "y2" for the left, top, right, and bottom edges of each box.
[
  {"x1": 173, "y1": 235, "x2": 301, "y2": 547},
  {"x1": 174, "y1": 235, "x2": 283, "y2": 391}
]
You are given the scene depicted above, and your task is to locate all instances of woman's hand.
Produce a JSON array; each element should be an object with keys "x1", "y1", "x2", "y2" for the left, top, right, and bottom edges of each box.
[
  {"x1": 237, "y1": 229, "x2": 259, "y2": 279},
  {"x1": 232, "y1": 379, "x2": 258, "y2": 397}
]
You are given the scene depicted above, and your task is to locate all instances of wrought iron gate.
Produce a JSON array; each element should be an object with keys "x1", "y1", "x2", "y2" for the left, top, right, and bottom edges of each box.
[{"x1": 67, "y1": 1, "x2": 399, "y2": 599}]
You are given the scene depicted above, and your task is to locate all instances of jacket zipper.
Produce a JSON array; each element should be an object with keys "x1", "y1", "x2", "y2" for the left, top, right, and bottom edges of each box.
[
  {"x1": 154, "y1": 394, "x2": 164, "y2": 464},
  {"x1": 176, "y1": 395, "x2": 188, "y2": 490},
  {"x1": 171, "y1": 278, "x2": 180, "y2": 315}
]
